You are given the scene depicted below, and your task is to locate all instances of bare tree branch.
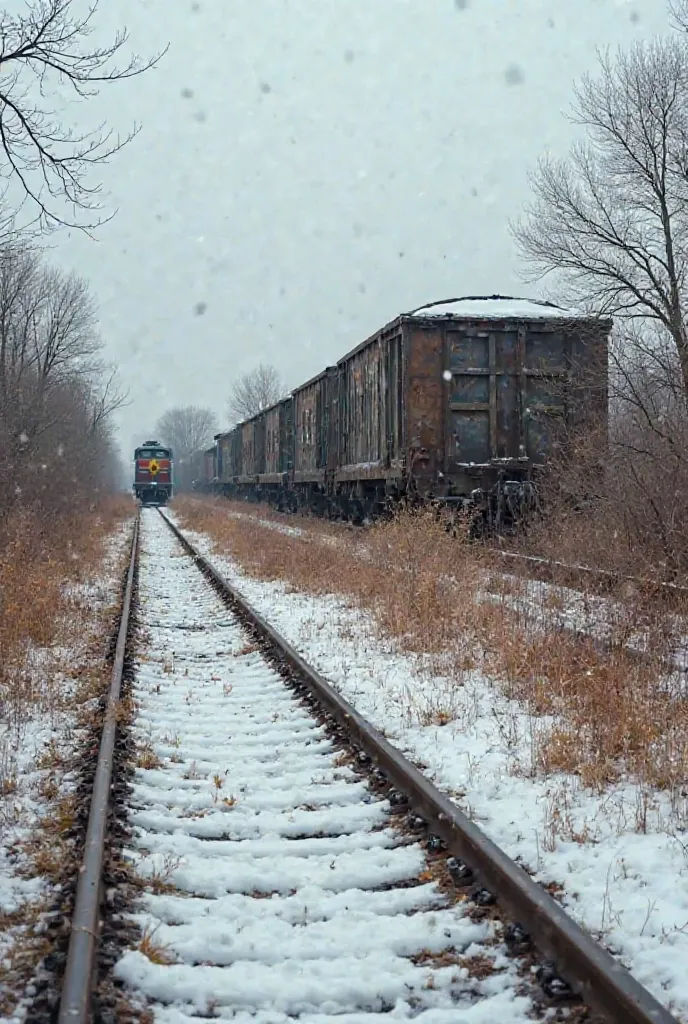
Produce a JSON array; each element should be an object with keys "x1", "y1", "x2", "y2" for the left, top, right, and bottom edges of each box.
[
  {"x1": 670, "y1": 0, "x2": 688, "y2": 34},
  {"x1": 87, "y1": 364, "x2": 128, "y2": 432},
  {"x1": 511, "y1": 37, "x2": 688, "y2": 395},
  {"x1": 227, "y1": 363, "x2": 287, "y2": 424},
  {"x1": 0, "y1": 0, "x2": 167, "y2": 233}
]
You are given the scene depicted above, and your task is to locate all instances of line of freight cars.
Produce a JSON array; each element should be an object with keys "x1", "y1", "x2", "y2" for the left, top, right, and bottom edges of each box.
[{"x1": 198, "y1": 296, "x2": 611, "y2": 531}]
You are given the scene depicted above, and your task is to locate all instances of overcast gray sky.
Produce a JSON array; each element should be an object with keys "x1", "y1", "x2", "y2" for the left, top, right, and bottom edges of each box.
[{"x1": 50, "y1": 0, "x2": 672, "y2": 453}]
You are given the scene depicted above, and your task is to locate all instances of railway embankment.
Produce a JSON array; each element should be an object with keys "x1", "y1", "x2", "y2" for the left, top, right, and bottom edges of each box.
[{"x1": 171, "y1": 494, "x2": 688, "y2": 1022}]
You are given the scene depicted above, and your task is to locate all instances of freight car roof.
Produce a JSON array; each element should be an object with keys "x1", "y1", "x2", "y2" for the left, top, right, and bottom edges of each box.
[{"x1": 405, "y1": 294, "x2": 605, "y2": 320}]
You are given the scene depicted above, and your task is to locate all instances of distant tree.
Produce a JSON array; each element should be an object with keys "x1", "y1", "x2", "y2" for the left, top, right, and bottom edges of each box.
[
  {"x1": 511, "y1": 36, "x2": 688, "y2": 399},
  {"x1": 0, "y1": 0, "x2": 166, "y2": 235},
  {"x1": 155, "y1": 405, "x2": 219, "y2": 492},
  {"x1": 227, "y1": 363, "x2": 286, "y2": 423}
]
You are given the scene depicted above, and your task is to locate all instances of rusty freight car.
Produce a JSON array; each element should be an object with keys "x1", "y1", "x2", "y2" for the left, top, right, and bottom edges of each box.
[
  {"x1": 291, "y1": 368, "x2": 340, "y2": 514},
  {"x1": 257, "y1": 396, "x2": 294, "y2": 507},
  {"x1": 194, "y1": 444, "x2": 217, "y2": 492},
  {"x1": 326, "y1": 296, "x2": 610, "y2": 525},
  {"x1": 216, "y1": 427, "x2": 243, "y2": 490},
  {"x1": 209, "y1": 295, "x2": 611, "y2": 531},
  {"x1": 238, "y1": 414, "x2": 266, "y2": 486}
]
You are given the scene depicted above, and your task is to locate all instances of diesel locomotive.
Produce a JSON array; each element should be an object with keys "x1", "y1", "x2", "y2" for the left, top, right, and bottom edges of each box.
[
  {"x1": 199, "y1": 295, "x2": 612, "y2": 531},
  {"x1": 133, "y1": 441, "x2": 174, "y2": 506}
]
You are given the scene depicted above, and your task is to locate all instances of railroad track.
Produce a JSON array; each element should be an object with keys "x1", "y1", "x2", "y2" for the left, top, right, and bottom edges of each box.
[
  {"x1": 491, "y1": 549, "x2": 688, "y2": 603},
  {"x1": 41, "y1": 508, "x2": 678, "y2": 1023}
]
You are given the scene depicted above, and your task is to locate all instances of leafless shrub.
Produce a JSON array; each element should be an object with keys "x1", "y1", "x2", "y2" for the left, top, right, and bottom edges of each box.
[{"x1": 515, "y1": 335, "x2": 688, "y2": 582}]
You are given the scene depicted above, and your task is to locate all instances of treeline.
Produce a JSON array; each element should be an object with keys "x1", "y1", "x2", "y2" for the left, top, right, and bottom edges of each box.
[
  {"x1": 0, "y1": 245, "x2": 125, "y2": 528},
  {"x1": 0, "y1": 0, "x2": 162, "y2": 535}
]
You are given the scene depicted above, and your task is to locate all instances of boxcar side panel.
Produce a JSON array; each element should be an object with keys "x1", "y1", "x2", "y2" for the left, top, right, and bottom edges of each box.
[
  {"x1": 279, "y1": 397, "x2": 294, "y2": 473},
  {"x1": 203, "y1": 447, "x2": 216, "y2": 484},
  {"x1": 383, "y1": 330, "x2": 404, "y2": 465},
  {"x1": 350, "y1": 344, "x2": 381, "y2": 466},
  {"x1": 241, "y1": 421, "x2": 256, "y2": 478},
  {"x1": 230, "y1": 428, "x2": 242, "y2": 478},
  {"x1": 320, "y1": 367, "x2": 338, "y2": 471},
  {"x1": 264, "y1": 406, "x2": 280, "y2": 475},
  {"x1": 254, "y1": 413, "x2": 266, "y2": 476},
  {"x1": 403, "y1": 322, "x2": 444, "y2": 485},
  {"x1": 294, "y1": 377, "x2": 325, "y2": 478},
  {"x1": 337, "y1": 331, "x2": 406, "y2": 475},
  {"x1": 218, "y1": 434, "x2": 232, "y2": 482},
  {"x1": 433, "y1": 317, "x2": 610, "y2": 478}
]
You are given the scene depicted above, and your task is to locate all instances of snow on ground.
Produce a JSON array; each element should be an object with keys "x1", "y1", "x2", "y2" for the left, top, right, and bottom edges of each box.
[
  {"x1": 0, "y1": 515, "x2": 133, "y2": 1022},
  {"x1": 116, "y1": 511, "x2": 538, "y2": 1022},
  {"x1": 169, "y1": 509, "x2": 688, "y2": 1023}
]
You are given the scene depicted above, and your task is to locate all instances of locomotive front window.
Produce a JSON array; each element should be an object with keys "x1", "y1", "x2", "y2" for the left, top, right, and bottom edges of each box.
[{"x1": 138, "y1": 449, "x2": 169, "y2": 459}]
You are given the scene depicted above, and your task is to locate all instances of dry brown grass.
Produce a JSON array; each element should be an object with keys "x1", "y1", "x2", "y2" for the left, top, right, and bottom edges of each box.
[
  {"x1": 0, "y1": 493, "x2": 134, "y2": 1014},
  {"x1": 0, "y1": 494, "x2": 133, "y2": 735},
  {"x1": 174, "y1": 496, "x2": 688, "y2": 806},
  {"x1": 138, "y1": 926, "x2": 176, "y2": 965}
]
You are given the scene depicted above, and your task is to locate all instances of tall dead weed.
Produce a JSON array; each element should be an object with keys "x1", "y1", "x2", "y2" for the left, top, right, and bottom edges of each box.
[{"x1": 0, "y1": 495, "x2": 133, "y2": 743}]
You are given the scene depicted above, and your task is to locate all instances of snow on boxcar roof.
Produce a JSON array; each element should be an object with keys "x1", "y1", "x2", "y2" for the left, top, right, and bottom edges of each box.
[{"x1": 406, "y1": 294, "x2": 584, "y2": 319}]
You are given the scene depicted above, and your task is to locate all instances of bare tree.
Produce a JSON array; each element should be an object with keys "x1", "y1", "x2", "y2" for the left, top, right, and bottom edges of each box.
[
  {"x1": 506, "y1": 31, "x2": 688, "y2": 579},
  {"x1": 512, "y1": 37, "x2": 688, "y2": 397},
  {"x1": 0, "y1": 249, "x2": 104, "y2": 439},
  {"x1": 0, "y1": 0, "x2": 165, "y2": 233},
  {"x1": 155, "y1": 405, "x2": 219, "y2": 492},
  {"x1": 227, "y1": 363, "x2": 286, "y2": 423},
  {"x1": 0, "y1": 242, "x2": 125, "y2": 513}
]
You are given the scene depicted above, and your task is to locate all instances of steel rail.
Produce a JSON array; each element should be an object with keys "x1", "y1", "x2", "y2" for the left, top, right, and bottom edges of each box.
[
  {"x1": 493, "y1": 547, "x2": 688, "y2": 598},
  {"x1": 58, "y1": 512, "x2": 140, "y2": 1024},
  {"x1": 161, "y1": 509, "x2": 678, "y2": 1024}
]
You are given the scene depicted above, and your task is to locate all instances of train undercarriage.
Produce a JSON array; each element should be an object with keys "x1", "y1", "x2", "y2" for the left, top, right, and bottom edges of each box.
[
  {"x1": 135, "y1": 485, "x2": 171, "y2": 507},
  {"x1": 214, "y1": 467, "x2": 541, "y2": 537}
]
